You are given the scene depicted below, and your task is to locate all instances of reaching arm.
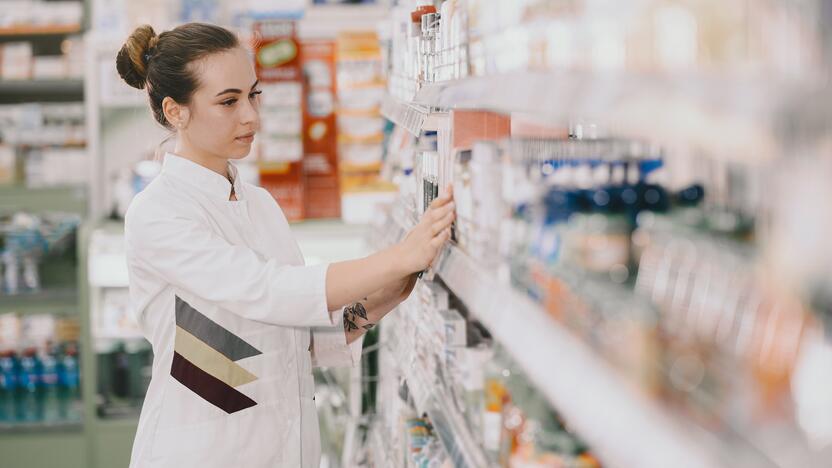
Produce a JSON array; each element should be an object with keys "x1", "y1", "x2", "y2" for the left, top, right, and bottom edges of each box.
[
  {"x1": 340, "y1": 273, "x2": 418, "y2": 344},
  {"x1": 325, "y1": 191, "x2": 455, "y2": 311}
]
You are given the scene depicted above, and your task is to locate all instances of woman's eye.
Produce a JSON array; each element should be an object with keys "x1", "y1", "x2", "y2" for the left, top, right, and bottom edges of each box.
[
  {"x1": 221, "y1": 99, "x2": 237, "y2": 106},
  {"x1": 249, "y1": 90, "x2": 262, "y2": 100}
]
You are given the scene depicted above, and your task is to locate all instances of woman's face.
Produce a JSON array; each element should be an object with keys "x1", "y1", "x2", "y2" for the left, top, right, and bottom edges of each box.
[{"x1": 181, "y1": 46, "x2": 261, "y2": 160}]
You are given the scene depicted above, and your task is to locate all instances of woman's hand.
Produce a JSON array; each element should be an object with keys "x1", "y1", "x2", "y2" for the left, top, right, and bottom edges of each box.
[
  {"x1": 325, "y1": 188, "x2": 454, "y2": 312},
  {"x1": 396, "y1": 188, "x2": 455, "y2": 275},
  {"x1": 390, "y1": 272, "x2": 419, "y2": 301}
]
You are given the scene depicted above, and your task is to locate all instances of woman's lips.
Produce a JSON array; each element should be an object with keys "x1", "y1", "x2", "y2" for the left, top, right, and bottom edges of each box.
[{"x1": 235, "y1": 133, "x2": 255, "y2": 144}]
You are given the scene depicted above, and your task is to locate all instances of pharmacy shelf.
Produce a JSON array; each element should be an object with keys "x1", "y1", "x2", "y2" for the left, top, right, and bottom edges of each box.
[
  {"x1": 384, "y1": 336, "x2": 490, "y2": 468},
  {"x1": 374, "y1": 204, "x2": 788, "y2": 468},
  {"x1": 424, "y1": 383, "x2": 488, "y2": 468},
  {"x1": 91, "y1": 330, "x2": 145, "y2": 342},
  {"x1": 371, "y1": 426, "x2": 401, "y2": 468},
  {"x1": 436, "y1": 245, "x2": 720, "y2": 468},
  {"x1": 381, "y1": 94, "x2": 431, "y2": 136},
  {"x1": 299, "y1": 4, "x2": 390, "y2": 39},
  {"x1": 382, "y1": 304, "x2": 489, "y2": 468},
  {"x1": 0, "y1": 79, "x2": 84, "y2": 103},
  {"x1": 0, "y1": 185, "x2": 87, "y2": 215},
  {"x1": 0, "y1": 420, "x2": 83, "y2": 434},
  {"x1": 412, "y1": 71, "x2": 815, "y2": 164},
  {"x1": 0, "y1": 24, "x2": 81, "y2": 39},
  {"x1": 0, "y1": 287, "x2": 78, "y2": 315}
]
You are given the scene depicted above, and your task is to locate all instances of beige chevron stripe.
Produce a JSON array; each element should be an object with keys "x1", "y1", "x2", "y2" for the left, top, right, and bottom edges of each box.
[{"x1": 174, "y1": 326, "x2": 258, "y2": 388}]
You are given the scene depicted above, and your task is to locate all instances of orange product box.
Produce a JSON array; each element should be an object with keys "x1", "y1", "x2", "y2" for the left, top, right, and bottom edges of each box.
[
  {"x1": 254, "y1": 20, "x2": 301, "y2": 83},
  {"x1": 301, "y1": 39, "x2": 340, "y2": 219},
  {"x1": 260, "y1": 164, "x2": 305, "y2": 222},
  {"x1": 450, "y1": 110, "x2": 511, "y2": 151}
]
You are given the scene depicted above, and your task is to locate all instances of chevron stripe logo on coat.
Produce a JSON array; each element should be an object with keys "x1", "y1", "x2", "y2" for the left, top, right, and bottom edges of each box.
[{"x1": 170, "y1": 296, "x2": 261, "y2": 413}]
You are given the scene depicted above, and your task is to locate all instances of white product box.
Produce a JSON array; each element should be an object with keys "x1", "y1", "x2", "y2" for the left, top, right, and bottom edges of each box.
[
  {"x1": 42, "y1": 1, "x2": 83, "y2": 26},
  {"x1": 0, "y1": 144, "x2": 15, "y2": 184},
  {"x1": 339, "y1": 143, "x2": 384, "y2": 165},
  {"x1": 0, "y1": 313, "x2": 22, "y2": 351},
  {"x1": 419, "y1": 281, "x2": 449, "y2": 310},
  {"x1": 0, "y1": 42, "x2": 33, "y2": 80},
  {"x1": 338, "y1": 115, "x2": 385, "y2": 140},
  {"x1": 260, "y1": 82, "x2": 302, "y2": 107},
  {"x1": 338, "y1": 85, "x2": 385, "y2": 110},
  {"x1": 340, "y1": 191, "x2": 398, "y2": 225},
  {"x1": 259, "y1": 135, "x2": 303, "y2": 163},
  {"x1": 26, "y1": 148, "x2": 87, "y2": 187},
  {"x1": 440, "y1": 309, "x2": 467, "y2": 347},
  {"x1": 33, "y1": 56, "x2": 66, "y2": 79},
  {"x1": 261, "y1": 109, "x2": 302, "y2": 136},
  {"x1": 62, "y1": 36, "x2": 85, "y2": 78}
]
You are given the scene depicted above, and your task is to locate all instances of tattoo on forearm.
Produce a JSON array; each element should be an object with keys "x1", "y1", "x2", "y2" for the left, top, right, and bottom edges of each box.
[{"x1": 344, "y1": 302, "x2": 373, "y2": 333}]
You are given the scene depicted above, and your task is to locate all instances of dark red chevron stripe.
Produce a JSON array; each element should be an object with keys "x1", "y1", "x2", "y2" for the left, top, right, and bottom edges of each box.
[{"x1": 170, "y1": 352, "x2": 257, "y2": 414}]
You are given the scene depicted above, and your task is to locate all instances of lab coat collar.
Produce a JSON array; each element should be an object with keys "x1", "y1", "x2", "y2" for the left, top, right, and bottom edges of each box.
[{"x1": 162, "y1": 152, "x2": 243, "y2": 201}]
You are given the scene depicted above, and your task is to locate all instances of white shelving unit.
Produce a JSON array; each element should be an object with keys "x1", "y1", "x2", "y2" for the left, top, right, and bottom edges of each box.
[
  {"x1": 382, "y1": 326, "x2": 489, "y2": 468},
  {"x1": 369, "y1": 199, "x2": 828, "y2": 468},
  {"x1": 398, "y1": 70, "x2": 825, "y2": 165}
]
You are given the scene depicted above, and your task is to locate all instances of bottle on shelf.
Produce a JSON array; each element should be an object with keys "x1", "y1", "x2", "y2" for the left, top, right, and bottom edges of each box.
[
  {"x1": 482, "y1": 354, "x2": 510, "y2": 462},
  {"x1": 39, "y1": 342, "x2": 60, "y2": 423},
  {"x1": 57, "y1": 341, "x2": 81, "y2": 422},
  {"x1": 16, "y1": 347, "x2": 40, "y2": 422},
  {"x1": 0, "y1": 350, "x2": 16, "y2": 423}
]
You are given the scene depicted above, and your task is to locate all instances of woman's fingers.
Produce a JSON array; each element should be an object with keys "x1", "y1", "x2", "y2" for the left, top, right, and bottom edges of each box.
[
  {"x1": 428, "y1": 186, "x2": 454, "y2": 210},
  {"x1": 430, "y1": 228, "x2": 452, "y2": 249},
  {"x1": 431, "y1": 209, "x2": 455, "y2": 235},
  {"x1": 427, "y1": 202, "x2": 454, "y2": 230}
]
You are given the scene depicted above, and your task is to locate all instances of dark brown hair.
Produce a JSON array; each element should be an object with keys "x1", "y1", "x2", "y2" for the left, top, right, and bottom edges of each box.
[{"x1": 116, "y1": 23, "x2": 239, "y2": 129}]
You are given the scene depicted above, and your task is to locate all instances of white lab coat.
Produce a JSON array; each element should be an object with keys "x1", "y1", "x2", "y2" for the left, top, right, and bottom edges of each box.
[{"x1": 125, "y1": 153, "x2": 360, "y2": 468}]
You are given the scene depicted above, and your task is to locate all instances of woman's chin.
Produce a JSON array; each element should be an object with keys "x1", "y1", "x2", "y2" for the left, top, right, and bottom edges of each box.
[{"x1": 227, "y1": 144, "x2": 254, "y2": 160}]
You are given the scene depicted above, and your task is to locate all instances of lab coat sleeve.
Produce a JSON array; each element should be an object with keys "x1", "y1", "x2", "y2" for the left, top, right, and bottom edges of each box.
[
  {"x1": 125, "y1": 201, "x2": 337, "y2": 328},
  {"x1": 310, "y1": 316, "x2": 363, "y2": 367}
]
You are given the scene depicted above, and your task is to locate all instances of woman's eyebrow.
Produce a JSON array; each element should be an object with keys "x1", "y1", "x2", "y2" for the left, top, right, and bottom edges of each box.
[
  {"x1": 215, "y1": 80, "x2": 259, "y2": 97},
  {"x1": 216, "y1": 88, "x2": 241, "y2": 97}
]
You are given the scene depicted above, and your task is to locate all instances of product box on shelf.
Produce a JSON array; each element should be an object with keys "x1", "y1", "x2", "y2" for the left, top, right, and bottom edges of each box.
[
  {"x1": 254, "y1": 20, "x2": 305, "y2": 221},
  {"x1": 336, "y1": 30, "x2": 397, "y2": 223},
  {"x1": 0, "y1": 312, "x2": 83, "y2": 425},
  {"x1": 374, "y1": 278, "x2": 602, "y2": 467},
  {"x1": 0, "y1": 42, "x2": 33, "y2": 81},
  {"x1": 0, "y1": 145, "x2": 14, "y2": 184},
  {"x1": 301, "y1": 39, "x2": 340, "y2": 219}
]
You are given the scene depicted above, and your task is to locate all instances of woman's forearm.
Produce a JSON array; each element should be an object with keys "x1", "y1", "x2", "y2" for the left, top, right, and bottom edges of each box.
[
  {"x1": 342, "y1": 282, "x2": 410, "y2": 344},
  {"x1": 325, "y1": 245, "x2": 408, "y2": 312}
]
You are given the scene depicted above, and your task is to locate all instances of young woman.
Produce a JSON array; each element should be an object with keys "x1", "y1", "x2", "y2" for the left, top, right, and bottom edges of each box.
[{"x1": 117, "y1": 22, "x2": 454, "y2": 467}]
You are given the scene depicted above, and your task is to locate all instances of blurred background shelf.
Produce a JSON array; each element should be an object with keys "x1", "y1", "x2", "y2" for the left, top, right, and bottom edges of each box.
[
  {"x1": 0, "y1": 420, "x2": 83, "y2": 434},
  {"x1": 0, "y1": 430, "x2": 87, "y2": 467},
  {"x1": 0, "y1": 79, "x2": 84, "y2": 103},
  {"x1": 0, "y1": 185, "x2": 87, "y2": 215},
  {"x1": 0, "y1": 25, "x2": 81, "y2": 39},
  {"x1": 411, "y1": 71, "x2": 820, "y2": 164},
  {"x1": 0, "y1": 287, "x2": 79, "y2": 315},
  {"x1": 372, "y1": 205, "x2": 811, "y2": 468},
  {"x1": 381, "y1": 94, "x2": 430, "y2": 136}
]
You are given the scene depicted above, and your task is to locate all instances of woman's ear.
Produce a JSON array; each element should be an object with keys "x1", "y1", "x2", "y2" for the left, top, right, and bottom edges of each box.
[{"x1": 162, "y1": 96, "x2": 190, "y2": 129}]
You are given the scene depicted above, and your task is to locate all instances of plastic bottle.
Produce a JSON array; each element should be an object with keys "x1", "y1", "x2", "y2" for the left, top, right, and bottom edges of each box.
[
  {"x1": 0, "y1": 350, "x2": 16, "y2": 423},
  {"x1": 58, "y1": 343, "x2": 81, "y2": 422},
  {"x1": 17, "y1": 348, "x2": 40, "y2": 422},
  {"x1": 483, "y1": 356, "x2": 510, "y2": 462},
  {"x1": 39, "y1": 344, "x2": 60, "y2": 423}
]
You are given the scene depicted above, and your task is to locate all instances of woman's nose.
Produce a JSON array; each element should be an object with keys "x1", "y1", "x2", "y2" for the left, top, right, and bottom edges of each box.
[{"x1": 241, "y1": 98, "x2": 260, "y2": 128}]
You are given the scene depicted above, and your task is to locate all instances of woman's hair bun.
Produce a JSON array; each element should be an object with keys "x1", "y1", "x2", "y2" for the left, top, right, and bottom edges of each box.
[{"x1": 116, "y1": 24, "x2": 159, "y2": 90}]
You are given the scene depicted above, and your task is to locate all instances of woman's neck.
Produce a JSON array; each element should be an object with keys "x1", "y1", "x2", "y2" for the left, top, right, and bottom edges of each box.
[{"x1": 174, "y1": 138, "x2": 229, "y2": 178}]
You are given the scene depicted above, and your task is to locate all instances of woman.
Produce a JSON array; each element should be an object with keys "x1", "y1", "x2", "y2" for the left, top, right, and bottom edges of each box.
[{"x1": 117, "y1": 23, "x2": 454, "y2": 468}]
